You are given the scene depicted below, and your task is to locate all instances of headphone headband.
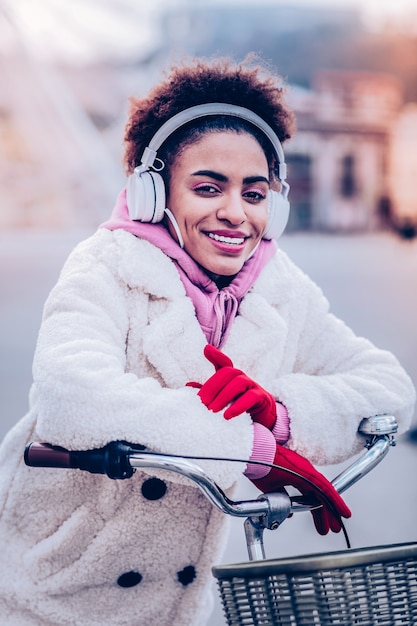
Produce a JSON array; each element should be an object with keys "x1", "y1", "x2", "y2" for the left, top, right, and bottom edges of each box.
[{"x1": 139, "y1": 103, "x2": 288, "y2": 184}]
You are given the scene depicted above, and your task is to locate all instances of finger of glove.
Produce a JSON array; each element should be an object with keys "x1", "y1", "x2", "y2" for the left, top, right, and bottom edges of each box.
[
  {"x1": 314, "y1": 501, "x2": 343, "y2": 534},
  {"x1": 276, "y1": 446, "x2": 351, "y2": 519},
  {"x1": 186, "y1": 381, "x2": 202, "y2": 389},
  {"x1": 206, "y1": 373, "x2": 254, "y2": 413},
  {"x1": 247, "y1": 393, "x2": 277, "y2": 429},
  {"x1": 223, "y1": 388, "x2": 272, "y2": 422},
  {"x1": 311, "y1": 505, "x2": 331, "y2": 536},
  {"x1": 328, "y1": 509, "x2": 343, "y2": 533},
  {"x1": 223, "y1": 388, "x2": 262, "y2": 419},
  {"x1": 307, "y1": 478, "x2": 351, "y2": 521},
  {"x1": 203, "y1": 344, "x2": 234, "y2": 370},
  {"x1": 197, "y1": 367, "x2": 243, "y2": 409}
]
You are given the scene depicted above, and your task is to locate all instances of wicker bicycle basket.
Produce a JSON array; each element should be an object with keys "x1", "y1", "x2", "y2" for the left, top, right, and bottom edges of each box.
[{"x1": 212, "y1": 542, "x2": 417, "y2": 625}]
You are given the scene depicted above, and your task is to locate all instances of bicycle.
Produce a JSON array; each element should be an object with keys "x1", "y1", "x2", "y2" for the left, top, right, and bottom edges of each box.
[{"x1": 25, "y1": 414, "x2": 417, "y2": 625}]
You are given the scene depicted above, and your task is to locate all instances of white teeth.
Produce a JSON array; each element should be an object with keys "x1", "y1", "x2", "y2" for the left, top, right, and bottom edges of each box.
[{"x1": 208, "y1": 233, "x2": 245, "y2": 245}]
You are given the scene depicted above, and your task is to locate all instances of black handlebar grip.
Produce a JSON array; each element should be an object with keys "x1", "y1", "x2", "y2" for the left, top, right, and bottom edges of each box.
[
  {"x1": 24, "y1": 442, "x2": 72, "y2": 468},
  {"x1": 24, "y1": 441, "x2": 145, "y2": 479}
]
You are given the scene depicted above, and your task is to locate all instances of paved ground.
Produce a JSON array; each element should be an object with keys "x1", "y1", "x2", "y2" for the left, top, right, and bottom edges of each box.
[{"x1": 1, "y1": 228, "x2": 416, "y2": 625}]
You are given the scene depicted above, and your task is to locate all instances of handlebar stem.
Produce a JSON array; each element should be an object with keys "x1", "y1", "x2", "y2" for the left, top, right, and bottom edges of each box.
[
  {"x1": 244, "y1": 517, "x2": 267, "y2": 561},
  {"x1": 244, "y1": 492, "x2": 292, "y2": 561}
]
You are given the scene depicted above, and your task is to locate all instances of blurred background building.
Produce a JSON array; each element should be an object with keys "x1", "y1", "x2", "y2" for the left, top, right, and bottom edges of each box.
[{"x1": 1, "y1": 0, "x2": 417, "y2": 235}]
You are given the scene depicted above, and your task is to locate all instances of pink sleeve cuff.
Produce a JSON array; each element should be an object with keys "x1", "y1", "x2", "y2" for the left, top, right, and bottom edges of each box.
[
  {"x1": 244, "y1": 423, "x2": 276, "y2": 480},
  {"x1": 272, "y1": 402, "x2": 290, "y2": 444}
]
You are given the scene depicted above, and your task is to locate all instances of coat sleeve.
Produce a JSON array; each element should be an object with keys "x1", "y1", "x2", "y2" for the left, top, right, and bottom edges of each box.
[
  {"x1": 29, "y1": 232, "x2": 253, "y2": 489},
  {"x1": 267, "y1": 254, "x2": 416, "y2": 465}
]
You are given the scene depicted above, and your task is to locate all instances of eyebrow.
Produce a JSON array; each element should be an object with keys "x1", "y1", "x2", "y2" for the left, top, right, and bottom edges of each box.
[{"x1": 191, "y1": 170, "x2": 269, "y2": 185}]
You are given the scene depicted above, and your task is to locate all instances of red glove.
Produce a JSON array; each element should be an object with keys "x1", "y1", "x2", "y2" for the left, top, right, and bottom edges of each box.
[
  {"x1": 188, "y1": 344, "x2": 277, "y2": 430},
  {"x1": 251, "y1": 444, "x2": 352, "y2": 535}
]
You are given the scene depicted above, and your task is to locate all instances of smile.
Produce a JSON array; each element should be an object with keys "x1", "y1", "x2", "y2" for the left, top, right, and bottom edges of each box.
[{"x1": 207, "y1": 233, "x2": 246, "y2": 245}]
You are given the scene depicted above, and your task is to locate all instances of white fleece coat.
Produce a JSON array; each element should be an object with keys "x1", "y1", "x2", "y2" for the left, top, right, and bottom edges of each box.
[{"x1": 0, "y1": 228, "x2": 414, "y2": 626}]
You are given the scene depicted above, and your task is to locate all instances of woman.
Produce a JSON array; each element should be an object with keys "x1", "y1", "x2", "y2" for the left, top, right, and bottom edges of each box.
[{"x1": 0, "y1": 56, "x2": 415, "y2": 625}]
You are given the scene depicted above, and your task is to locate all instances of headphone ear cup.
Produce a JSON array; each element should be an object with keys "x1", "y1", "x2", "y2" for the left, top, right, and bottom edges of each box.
[
  {"x1": 263, "y1": 190, "x2": 290, "y2": 240},
  {"x1": 126, "y1": 170, "x2": 166, "y2": 223}
]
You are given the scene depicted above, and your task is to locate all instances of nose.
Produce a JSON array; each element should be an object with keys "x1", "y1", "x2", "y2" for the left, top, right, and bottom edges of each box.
[{"x1": 216, "y1": 190, "x2": 246, "y2": 225}]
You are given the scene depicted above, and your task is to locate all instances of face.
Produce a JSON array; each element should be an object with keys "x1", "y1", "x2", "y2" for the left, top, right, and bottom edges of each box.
[{"x1": 166, "y1": 131, "x2": 270, "y2": 277}]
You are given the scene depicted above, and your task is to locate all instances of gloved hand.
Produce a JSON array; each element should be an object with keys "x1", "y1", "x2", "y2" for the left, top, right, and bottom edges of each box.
[
  {"x1": 187, "y1": 344, "x2": 277, "y2": 430},
  {"x1": 251, "y1": 444, "x2": 352, "y2": 535}
]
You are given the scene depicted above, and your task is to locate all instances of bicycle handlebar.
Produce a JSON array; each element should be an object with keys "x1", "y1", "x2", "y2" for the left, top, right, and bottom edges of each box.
[
  {"x1": 24, "y1": 415, "x2": 397, "y2": 519},
  {"x1": 23, "y1": 415, "x2": 398, "y2": 559}
]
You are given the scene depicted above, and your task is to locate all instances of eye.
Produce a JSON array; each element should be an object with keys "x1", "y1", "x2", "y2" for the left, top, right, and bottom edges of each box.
[
  {"x1": 243, "y1": 188, "x2": 268, "y2": 204},
  {"x1": 193, "y1": 183, "x2": 221, "y2": 196}
]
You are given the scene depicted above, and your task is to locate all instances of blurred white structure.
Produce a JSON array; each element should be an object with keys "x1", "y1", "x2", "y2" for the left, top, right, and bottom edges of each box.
[{"x1": 0, "y1": 3, "x2": 125, "y2": 229}]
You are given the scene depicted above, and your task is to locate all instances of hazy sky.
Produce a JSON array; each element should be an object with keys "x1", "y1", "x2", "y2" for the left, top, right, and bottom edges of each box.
[{"x1": 3, "y1": 0, "x2": 417, "y2": 64}]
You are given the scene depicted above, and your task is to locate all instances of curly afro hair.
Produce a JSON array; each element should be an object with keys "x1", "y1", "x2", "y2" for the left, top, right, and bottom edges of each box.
[{"x1": 123, "y1": 55, "x2": 296, "y2": 176}]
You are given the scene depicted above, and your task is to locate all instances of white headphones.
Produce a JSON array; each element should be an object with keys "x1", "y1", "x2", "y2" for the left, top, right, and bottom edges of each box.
[{"x1": 126, "y1": 103, "x2": 290, "y2": 240}]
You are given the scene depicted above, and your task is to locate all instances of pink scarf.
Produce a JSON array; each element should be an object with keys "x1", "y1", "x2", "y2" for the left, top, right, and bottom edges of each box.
[{"x1": 101, "y1": 190, "x2": 277, "y2": 348}]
